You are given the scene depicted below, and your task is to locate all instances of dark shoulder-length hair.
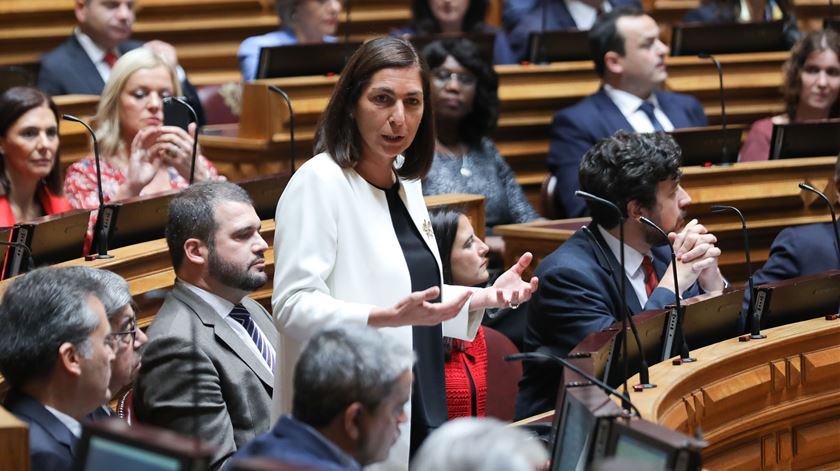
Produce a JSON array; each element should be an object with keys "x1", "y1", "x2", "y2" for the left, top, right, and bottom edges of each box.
[
  {"x1": 429, "y1": 206, "x2": 464, "y2": 284},
  {"x1": 410, "y1": 0, "x2": 488, "y2": 35},
  {"x1": 0, "y1": 86, "x2": 62, "y2": 196},
  {"x1": 315, "y1": 36, "x2": 435, "y2": 180},
  {"x1": 784, "y1": 29, "x2": 840, "y2": 121},
  {"x1": 422, "y1": 38, "x2": 499, "y2": 147}
]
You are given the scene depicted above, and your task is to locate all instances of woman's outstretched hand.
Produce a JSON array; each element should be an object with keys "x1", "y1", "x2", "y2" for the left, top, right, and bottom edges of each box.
[
  {"x1": 472, "y1": 252, "x2": 539, "y2": 310},
  {"x1": 368, "y1": 287, "x2": 472, "y2": 328}
]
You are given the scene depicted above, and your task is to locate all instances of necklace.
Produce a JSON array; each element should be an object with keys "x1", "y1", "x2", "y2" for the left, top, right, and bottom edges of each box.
[{"x1": 436, "y1": 140, "x2": 472, "y2": 177}]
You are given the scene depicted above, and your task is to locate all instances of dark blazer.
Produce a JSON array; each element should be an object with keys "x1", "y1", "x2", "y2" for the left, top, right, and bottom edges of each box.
[
  {"x1": 754, "y1": 222, "x2": 840, "y2": 286},
  {"x1": 507, "y1": 0, "x2": 641, "y2": 61},
  {"x1": 3, "y1": 391, "x2": 78, "y2": 471},
  {"x1": 548, "y1": 88, "x2": 707, "y2": 218},
  {"x1": 133, "y1": 281, "x2": 277, "y2": 471},
  {"x1": 37, "y1": 35, "x2": 206, "y2": 125},
  {"x1": 514, "y1": 227, "x2": 701, "y2": 419}
]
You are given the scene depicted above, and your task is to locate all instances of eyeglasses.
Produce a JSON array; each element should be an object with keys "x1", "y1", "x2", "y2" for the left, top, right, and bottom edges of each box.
[
  {"x1": 431, "y1": 68, "x2": 477, "y2": 86},
  {"x1": 106, "y1": 317, "x2": 138, "y2": 349}
]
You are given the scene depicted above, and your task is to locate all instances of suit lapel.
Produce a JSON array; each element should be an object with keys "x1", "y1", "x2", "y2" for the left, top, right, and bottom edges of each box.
[
  {"x1": 655, "y1": 91, "x2": 691, "y2": 128},
  {"x1": 171, "y1": 283, "x2": 275, "y2": 388},
  {"x1": 588, "y1": 226, "x2": 644, "y2": 315},
  {"x1": 397, "y1": 180, "x2": 443, "y2": 281},
  {"x1": 67, "y1": 36, "x2": 106, "y2": 95},
  {"x1": 593, "y1": 88, "x2": 635, "y2": 134},
  {"x1": 5, "y1": 392, "x2": 78, "y2": 456}
]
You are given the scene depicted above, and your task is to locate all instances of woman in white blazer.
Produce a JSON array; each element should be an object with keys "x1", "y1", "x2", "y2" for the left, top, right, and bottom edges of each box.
[{"x1": 272, "y1": 37, "x2": 538, "y2": 471}]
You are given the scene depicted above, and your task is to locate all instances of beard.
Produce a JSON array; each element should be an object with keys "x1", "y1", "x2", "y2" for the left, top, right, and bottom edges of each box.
[
  {"x1": 208, "y1": 247, "x2": 267, "y2": 293},
  {"x1": 641, "y1": 211, "x2": 686, "y2": 247}
]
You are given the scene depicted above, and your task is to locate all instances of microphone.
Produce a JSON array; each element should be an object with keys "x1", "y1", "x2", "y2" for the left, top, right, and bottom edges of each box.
[
  {"x1": 638, "y1": 216, "x2": 695, "y2": 363},
  {"x1": 506, "y1": 351, "x2": 642, "y2": 419},
  {"x1": 575, "y1": 190, "x2": 656, "y2": 392},
  {"x1": 697, "y1": 53, "x2": 729, "y2": 165},
  {"x1": 267, "y1": 85, "x2": 297, "y2": 172},
  {"x1": 162, "y1": 96, "x2": 199, "y2": 184},
  {"x1": 711, "y1": 205, "x2": 765, "y2": 339},
  {"x1": 799, "y1": 182, "x2": 840, "y2": 263},
  {"x1": 0, "y1": 240, "x2": 34, "y2": 280},
  {"x1": 62, "y1": 114, "x2": 114, "y2": 260}
]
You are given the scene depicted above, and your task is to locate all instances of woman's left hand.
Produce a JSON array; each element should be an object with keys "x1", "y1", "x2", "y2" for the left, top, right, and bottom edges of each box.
[
  {"x1": 471, "y1": 252, "x2": 539, "y2": 310},
  {"x1": 154, "y1": 123, "x2": 210, "y2": 181}
]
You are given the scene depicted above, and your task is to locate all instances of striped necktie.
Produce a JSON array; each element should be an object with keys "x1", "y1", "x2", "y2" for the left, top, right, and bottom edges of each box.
[{"x1": 229, "y1": 304, "x2": 275, "y2": 372}]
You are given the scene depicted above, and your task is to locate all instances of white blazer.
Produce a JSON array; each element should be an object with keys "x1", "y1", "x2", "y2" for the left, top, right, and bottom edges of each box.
[{"x1": 271, "y1": 153, "x2": 482, "y2": 471}]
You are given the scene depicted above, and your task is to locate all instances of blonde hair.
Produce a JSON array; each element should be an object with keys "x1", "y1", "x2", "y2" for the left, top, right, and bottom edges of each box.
[{"x1": 93, "y1": 48, "x2": 181, "y2": 159}]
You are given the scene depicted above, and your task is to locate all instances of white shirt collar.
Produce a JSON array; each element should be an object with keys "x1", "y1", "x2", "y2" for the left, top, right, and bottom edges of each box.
[
  {"x1": 180, "y1": 280, "x2": 239, "y2": 319},
  {"x1": 565, "y1": 0, "x2": 612, "y2": 30},
  {"x1": 44, "y1": 405, "x2": 82, "y2": 438},
  {"x1": 597, "y1": 225, "x2": 647, "y2": 279},
  {"x1": 74, "y1": 28, "x2": 110, "y2": 64},
  {"x1": 602, "y1": 84, "x2": 660, "y2": 117}
]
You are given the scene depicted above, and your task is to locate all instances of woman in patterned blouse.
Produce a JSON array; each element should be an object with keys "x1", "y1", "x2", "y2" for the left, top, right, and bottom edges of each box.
[{"x1": 64, "y1": 48, "x2": 217, "y2": 210}]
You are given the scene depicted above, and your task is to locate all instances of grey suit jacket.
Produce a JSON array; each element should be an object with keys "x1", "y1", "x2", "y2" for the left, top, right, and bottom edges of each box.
[{"x1": 134, "y1": 281, "x2": 277, "y2": 470}]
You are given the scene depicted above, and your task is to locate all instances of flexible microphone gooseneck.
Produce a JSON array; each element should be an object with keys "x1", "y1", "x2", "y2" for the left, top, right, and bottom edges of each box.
[
  {"x1": 506, "y1": 351, "x2": 642, "y2": 419},
  {"x1": 62, "y1": 114, "x2": 113, "y2": 260},
  {"x1": 267, "y1": 85, "x2": 297, "y2": 172},
  {"x1": 162, "y1": 96, "x2": 199, "y2": 184},
  {"x1": 710, "y1": 205, "x2": 765, "y2": 339},
  {"x1": 697, "y1": 53, "x2": 728, "y2": 165},
  {"x1": 575, "y1": 191, "x2": 656, "y2": 393},
  {"x1": 638, "y1": 216, "x2": 695, "y2": 363},
  {"x1": 799, "y1": 182, "x2": 840, "y2": 263}
]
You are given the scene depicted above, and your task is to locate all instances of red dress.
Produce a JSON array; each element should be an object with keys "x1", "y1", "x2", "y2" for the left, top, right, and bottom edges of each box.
[
  {"x1": 0, "y1": 185, "x2": 72, "y2": 227},
  {"x1": 444, "y1": 326, "x2": 488, "y2": 419}
]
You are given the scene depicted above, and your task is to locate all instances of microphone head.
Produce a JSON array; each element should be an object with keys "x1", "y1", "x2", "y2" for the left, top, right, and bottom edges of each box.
[
  {"x1": 798, "y1": 182, "x2": 818, "y2": 192},
  {"x1": 697, "y1": 52, "x2": 711, "y2": 59},
  {"x1": 61, "y1": 114, "x2": 80, "y2": 123}
]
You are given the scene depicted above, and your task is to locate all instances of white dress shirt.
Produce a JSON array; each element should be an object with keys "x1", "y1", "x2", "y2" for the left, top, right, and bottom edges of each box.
[
  {"x1": 565, "y1": 0, "x2": 612, "y2": 30},
  {"x1": 44, "y1": 405, "x2": 82, "y2": 438},
  {"x1": 603, "y1": 84, "x2": 675, "y2": 132},
  {"x1": 181, "y1": 281, "x2": 275, "y2": 375}
]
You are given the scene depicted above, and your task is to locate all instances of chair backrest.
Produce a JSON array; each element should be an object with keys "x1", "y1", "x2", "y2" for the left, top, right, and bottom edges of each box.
[
  {"x1": 540, "y1": 173, "x2": 558, "y2": 219},
  {"x1": 197, "y1": 83, "x2": 240, "y2": 125},
  {"x1": 483, "y1": 326, "x2": 522, "y2": 421}
]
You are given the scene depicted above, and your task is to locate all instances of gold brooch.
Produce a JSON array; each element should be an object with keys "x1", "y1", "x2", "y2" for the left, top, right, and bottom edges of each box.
[{"x1": 422, "y1": 219, "x2": 434, "y2": 240}]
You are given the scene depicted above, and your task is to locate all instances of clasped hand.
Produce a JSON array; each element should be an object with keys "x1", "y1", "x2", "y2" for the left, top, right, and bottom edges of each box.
[{"x1": 660, "y1": 219, "x2": 725, "y2": 294}]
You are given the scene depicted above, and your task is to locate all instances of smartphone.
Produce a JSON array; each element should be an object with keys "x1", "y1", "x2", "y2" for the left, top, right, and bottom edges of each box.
[{"x1": 163, "y1": 97, "x2": 192, "y2": 131}]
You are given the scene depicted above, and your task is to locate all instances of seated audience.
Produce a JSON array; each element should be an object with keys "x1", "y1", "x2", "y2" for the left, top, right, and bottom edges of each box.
[
  {"x1": 752, "y1": 154, "x2": 840, "y2": 285},
  {"x1": 548, "y1": 7, "x2": 707, "y2": 218},
  {"x1": 38, "y1": 0, "x2": 204, "y2": 124},
  {"x1": 430, "y1": 208, "x2": 491, "y2": 419},
  {"x1": 740, "y1": 30, "x2": 840, "y2": 161},
  {"x1": 134, "y1": 181, "x2": 275, "y2": 470},
  {"x1": 507, "y1": 0, "x2": 641, "y2": 62},
  {"x1": 411, "y1": 417, "x2": 548, "y2": 471},
  {"x1": 393, "y1": 0, "x2": 516, "y2": 65},
  {"x1": 64, "y1": 48, "x2": 217, "y2": 210},
  {"x1": 0, "y1": 86, "x2": 71, "y2": 226},
  {"x1": 421, "y1": 38, "x2": 539, "y2": 256},
  {"x1": 229, "y1": 325, "x2": 412, "y2": 470},
  {"x1": 238, "y1": 0, "x2": 342, "y2": 81},
  {"x1": 0, "y1": 267, "x2": 115, "y2": 471},
  {"x1": 65, "y1": 267, "x2": 148, "y2": 419},
  {"x1": 516, "y1": 131, "x2": 725, "y2": 419},
  {"x1": 683, "y1": 0, "x2": 798, "y2": 48}
]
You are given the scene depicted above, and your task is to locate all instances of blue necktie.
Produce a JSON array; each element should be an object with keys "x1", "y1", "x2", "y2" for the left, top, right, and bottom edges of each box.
[
  {"x1": 638, "y1": 101, "x2": 665, "y2": 131},
  {"x1": 229, "y1": 304, "x2": 275, "y2": 372}
]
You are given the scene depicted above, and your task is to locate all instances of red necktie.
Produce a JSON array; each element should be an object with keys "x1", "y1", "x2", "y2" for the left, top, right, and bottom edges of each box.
[
  {"x1": 103, "y1": 51, "x2": 118, "y2": 69},
  {"x1": 642, "y1": 255, "x2": 659, "y2": 297}
]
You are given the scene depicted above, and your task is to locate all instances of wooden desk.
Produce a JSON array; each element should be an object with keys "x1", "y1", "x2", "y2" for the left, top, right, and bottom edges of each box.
[
  {"x1": 494, "y1": 157, "x2": 838, "y2": 283},
  {"x1": 625, "y1": 317, "x2": 840, "y2": 470},
  {"x1": 0, "y1": 405, "x2": 28, "y2": 471}
]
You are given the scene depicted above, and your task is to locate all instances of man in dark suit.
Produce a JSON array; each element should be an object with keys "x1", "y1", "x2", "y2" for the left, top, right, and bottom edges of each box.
[
  {"x1": 506, "y1": 0, "x2": 641, "y2": 62},
  {"x1": 0, "y1": 268, "x2": 116, "y2": 470},
  {"x1": 230, "y1": 325, "x2": 412, "y2": 470},
  {"x1": 37, "y1": 0, "x2": 205, "y2": 124},
  {"x1": 548, "y1": 7, "x2": 708, "y2": 218},
  {"x1": 134, "y1": 181, "x2": 276, "y2": 470},
  {"x1": 515, "y1": 132, "x2": 726, "y2": 419}
]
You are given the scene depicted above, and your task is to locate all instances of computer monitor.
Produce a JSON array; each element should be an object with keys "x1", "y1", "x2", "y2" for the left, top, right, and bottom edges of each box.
[
  {"x1": 550, "y1": 384, "x2": 623, "y2": 471},
  {"x1": 603, "y1": 310, "x2": 668, "y2": 388},
  {"x1": 93, "y1": 190, "x2": 179, "y2": 253},
  {"x1": 6, "y1": 209, "x2": 91, "y2": 276},
  {"x1": 671, "y1": 21, "x2": 787, "y2": 56},
  {"x1": 605, "y1": 418, "x2": 705, "y2": 470},
  {"x1": 73, "y1": 419, "x2": 213, "y2": 471},
  {"x1": 754, "y1": 270, "x2": 840, "y2": 329},
  {"x1": 526, "y1": 30, "x2": 590, "y2": 63},
  {"x1": 256, "y1": 42, "x2": 362, "y2": 79},
  {"x1": 768, "y1": 120, "x2": 840, "y2": 159},
  {"x1": 409, "y1": 32, "x2": 496, "y2": 65},
  {"x1": 660, "y1": 289, "x2": 745, "y2": 360},
  {"x1": 670, "y1": 126, "x2": 744, "y2": 166}
]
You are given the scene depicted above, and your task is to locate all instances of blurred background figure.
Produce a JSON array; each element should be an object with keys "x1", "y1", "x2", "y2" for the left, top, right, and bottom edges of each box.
[
  {"x1": 0, "y1": 86, "x2": 71, "y2": 226},
  {"x1": 238, "y1": 0, "x2": 342, "y2": 81},
  {"x1": 421, "y1": 38, "x2": 539, "y2": 261},
  {"x1": 740, "y1": 30, "x2": 840, "y2": 161},
  {"x1": 63, "y1": 48, "x2": 217, "y2": 210},
  {"x1": 410, "y1": 417, "x2": 548, "y2": 471},
  {"x1": 394, "y1": 0, "x2": 516, "y2": 65},
  {"x1": 683, "y1": 0, "x2": 798, "y2": 47}
]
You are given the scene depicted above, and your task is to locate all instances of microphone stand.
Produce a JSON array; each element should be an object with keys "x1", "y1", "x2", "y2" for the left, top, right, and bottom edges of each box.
[
  {"x1": 62, "y1": 114, "x2": 113, "y2": 259},
  {"x1": 162, "y1": 97, "x2": 199, "y2": 184},
  {"x1": 639, "y1": 216, "x2": 696, "y2": 363},
  {"x1": 711, "y1": 205, "x2": 765, "y2": 339},
  {"x1": 506, "y1": 351, "x2": 642, "y2": 419},
  {"x1": 575, "y1": 191, "x2": 656, "y2": 392},
  {"x1": 267, "y1": 85, "x2": 297, "y2": 172},
  {"x1": 698, "y1": 53, "x2": 728, "y2": 165},
  {"x1": 799, "y1": 182, "x2": 840, "y2": 263}
]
